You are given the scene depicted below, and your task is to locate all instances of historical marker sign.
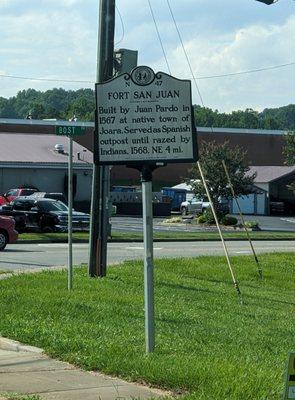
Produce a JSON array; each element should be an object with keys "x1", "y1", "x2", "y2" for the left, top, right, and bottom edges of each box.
[{"x1": 95, "y1": 66, "x2": 197, "y2": 165}]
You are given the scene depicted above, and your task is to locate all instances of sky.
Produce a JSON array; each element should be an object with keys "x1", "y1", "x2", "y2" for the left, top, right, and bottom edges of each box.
[{"x1": 0, "y1": 0, "x2": 294, "y2": 112}]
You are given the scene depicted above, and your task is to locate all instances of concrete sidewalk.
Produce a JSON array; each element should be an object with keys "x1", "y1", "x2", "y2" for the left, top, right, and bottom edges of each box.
[{"x1": 0, "y1": 339, "x2": 166, "y2": 400}]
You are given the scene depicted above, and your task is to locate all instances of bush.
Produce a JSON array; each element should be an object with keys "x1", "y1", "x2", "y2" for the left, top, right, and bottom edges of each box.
[
  {"x1": 244, "y1": 220, "x2": 260, "y2": 230},
  {"x1": 203, "y1": 208, "x2": 216, "y2": 224},
  {"x1": 197, "y1": 214, "x2": 206, "y2": 224},
  {"x1": 163, "y1": 216, "x2": 182, "y2": 224},
  {"x1": 220, "y1": 215, "x2": 238, "y2": 226}
]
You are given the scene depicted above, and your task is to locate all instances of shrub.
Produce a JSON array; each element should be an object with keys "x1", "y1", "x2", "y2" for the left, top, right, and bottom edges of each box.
[
  {"x1": 220, "y1": 215, "x2": 238, "y2": 226},
  {"x1": 244, "y1": 220, "x2": 260, "y2": 230},
  {"x1": 203, "y1": 207, "x2": 216, "y2": 224},
  {"x1": 197, "y1": 214, "x2": 206, "y2": 224},
  {"x1": 163, "y1": 216, "x2": 182, "y2": 224}
]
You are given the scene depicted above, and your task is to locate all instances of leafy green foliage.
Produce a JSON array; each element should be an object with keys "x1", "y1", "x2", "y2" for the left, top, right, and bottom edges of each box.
[
  {"x1": 196, "y1": 214, "x2": 206, "y2": 224},
  {"x1": 188, "y1": 141, "x2": 255, "y2": 214},
  {"x1": 202, "y1": 207, "x2": 215, "y2": 224},
  {"x1": 0, "y1": 88, "x2": 95, "y2": 121},
  {"x1": 220, "y1": 215, "x2": 238, "y2": 226},
  {"x1": 283, "y1": 131, "x2": 295, "y2": 194},
  {"x1": 194, "y1": 104, "x2": 295, "y2": 130},
  {"x1": 0, "y1": 88, "x2": 294, "y2": 128},
  {"x1": 0, "y1": 253, "x2": 294, "y2": 399},
  {"x1": 244, "y1": 220, "x2": 260, "y2": 229},
  {"x1": 283, "y1": 131, "x2": 295, "y2": 166}
]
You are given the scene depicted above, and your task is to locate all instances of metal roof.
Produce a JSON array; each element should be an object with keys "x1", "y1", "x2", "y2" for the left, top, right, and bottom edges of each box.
[
  {"x1": 0, "y1": 132, "x2": 93, "y2": 165},
  {"x1": 249, "y1": 166, "x2": 295, "y2": 183},
  {"x1": 0, "y1": 118, "x2": 286, "y2": 135}
]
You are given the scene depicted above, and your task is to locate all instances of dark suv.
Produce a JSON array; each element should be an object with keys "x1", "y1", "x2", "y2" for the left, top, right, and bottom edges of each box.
[{"x1": 3, "y1": 197, "x2": 90, "y2": 233}]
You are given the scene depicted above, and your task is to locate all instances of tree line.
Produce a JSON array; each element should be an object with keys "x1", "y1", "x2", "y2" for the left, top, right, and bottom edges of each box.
[{"x1": 0, "y1": 87, "x2": 294, "y2": 130}]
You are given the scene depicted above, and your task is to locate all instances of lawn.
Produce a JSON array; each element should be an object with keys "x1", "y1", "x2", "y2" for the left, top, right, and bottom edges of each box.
[
  {"x1": 18, "y1": 229, "x2": 295, "y2": 243},
  {"x1": 0, "y1": 253, "x2": 294, "y2": 399}
]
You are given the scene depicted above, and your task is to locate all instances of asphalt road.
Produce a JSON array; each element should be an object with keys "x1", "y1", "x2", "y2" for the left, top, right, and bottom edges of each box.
[
  {"x1": 1, "y1": 240, "x2": 294, "y2": 272},
  {"x1": 110, "y1": 215, "x2": 295, "y2": 232}
]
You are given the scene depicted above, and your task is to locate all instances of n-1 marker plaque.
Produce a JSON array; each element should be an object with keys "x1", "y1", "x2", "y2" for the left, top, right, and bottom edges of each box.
[{"x1": 95, "y1": 66, "x2": 197, "y2": 165}]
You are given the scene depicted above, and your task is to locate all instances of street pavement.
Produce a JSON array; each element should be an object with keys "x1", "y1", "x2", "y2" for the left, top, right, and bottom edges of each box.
[
  {"x1": 0, "y1": 345, "x2": 165, "y2": 400},
  {"x1": 111, "y1": 215, "x2": 295, "y2": 232},
  {"x1": 0, "y1": 240, "x2": 295, "y2": 272}
]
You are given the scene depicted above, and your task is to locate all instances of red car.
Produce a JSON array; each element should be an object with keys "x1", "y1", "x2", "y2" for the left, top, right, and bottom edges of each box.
[
  {"x1": 0, "y1": 188, "x2": 38, "y2": 206},
  {"x1": 0, "y1": 215, "x2": 18, "y2": 251}
]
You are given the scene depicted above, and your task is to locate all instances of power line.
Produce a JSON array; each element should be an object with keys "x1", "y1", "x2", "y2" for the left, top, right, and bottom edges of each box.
[
  {"x1": 166, "y1": 0, "x2": 205, "y2": 107},
  {"x1": 0, "y1": 61, "x2": 294, "y2": 85},
  {"x1": 196, "y1": 61, "x2": 295, "y2": 80},
  {"x1": 115, "y1": 5, "x2": 125, "y2": 46},
  {"x1": 0, "y1": 73, "x2": 93, "y2": 84},
  {"x1": 147, "y1": 0, "x2": 172, "y2": 75}
]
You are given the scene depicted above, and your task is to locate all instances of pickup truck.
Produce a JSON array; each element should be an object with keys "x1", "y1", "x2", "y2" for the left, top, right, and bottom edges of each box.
[
  {"x1": 180, "y1": 196, "x2": 210, "y2": 216},
  {"x1": 0, "y1": 188, "x2": 38, "y2": 206},
  {"x1": 2, "y1": 197, "x2": 90, "y2": 233},
  {"x1": 0, "y1": 215, "x2": 18, "y2": 250}
]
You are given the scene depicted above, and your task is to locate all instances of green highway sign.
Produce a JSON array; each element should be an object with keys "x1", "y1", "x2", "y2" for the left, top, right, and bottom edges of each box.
[{"x1": 55, "y1": 125, "x2": 86, "y2": 136}]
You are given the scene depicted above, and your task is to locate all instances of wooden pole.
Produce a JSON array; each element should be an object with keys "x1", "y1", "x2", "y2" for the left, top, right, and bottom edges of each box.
[
  {"x1": 197, "y1": 161, "x2": 243, "y2": 304},
  {"x1": 222, "y1": 160, "x2": 262, "y2": 279}
]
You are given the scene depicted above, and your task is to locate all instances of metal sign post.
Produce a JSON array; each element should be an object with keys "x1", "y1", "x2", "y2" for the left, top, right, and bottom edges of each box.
[
  {"x1": 141, "y1": 166, "x2": 155, "y2": 353},
  {"x1": 94, "y1": 65, "x2": 198, "y2": 352},
  {"x1": 68, "y1": 136, "x2": 73, "y2": 290},
  {"x1": 55, "y1": 124, "x2": 86, "y2": 290}
]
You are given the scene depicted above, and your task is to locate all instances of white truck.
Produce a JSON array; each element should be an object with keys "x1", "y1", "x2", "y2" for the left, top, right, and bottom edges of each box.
[{"x1": 180, "y1": 194, "x2": 210, "y2": 216}]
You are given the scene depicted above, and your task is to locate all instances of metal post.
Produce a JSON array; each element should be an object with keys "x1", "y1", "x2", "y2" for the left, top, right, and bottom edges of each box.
[
  {"x1": 68, "y1": 137, "x2": 73, "y2": 290},
  {"x1": 197, "y1": 161, "x2": 243, "y2": 304},
  {"x1": 141, "y1": 166, "x2": 155, "y2": 353},
  {"x1": 88, "y1": 0, "x2": 115, "y2": 277},
  {"x1": 222, "y1": 160, "x2": 262, "y2": 279}
]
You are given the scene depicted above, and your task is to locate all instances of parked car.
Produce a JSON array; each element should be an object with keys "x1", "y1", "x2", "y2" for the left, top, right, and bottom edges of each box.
[
  {"x1": 2, "y1": 197, "x2": 90, "y2": 233},
  {"x1": 180, "y1": 196, "x2": 210, "y2": 216},
  {"x1": 0, "y1": 205, "x2": 27, "y2": 233},
  {"x1": 29, "y1": 192, "x2": 68, "y2": 204},
  {"x1": 0, "y1": 188, "x2": 38, "y2": 206},
  {"x1": 0, "y1": 215, "x2": 18, "y2": 250},
  {"x1": 180, "y1": 195, "x2": 229, "y2": 216}
]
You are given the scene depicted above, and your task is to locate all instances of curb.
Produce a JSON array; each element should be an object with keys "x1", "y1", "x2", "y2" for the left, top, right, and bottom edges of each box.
[
  {"x1": 0, "y1": 336, "x2": 43, "y2": 353},
  {"x1": 18, "y1": 237, "x2": 295, "y2": 244}
]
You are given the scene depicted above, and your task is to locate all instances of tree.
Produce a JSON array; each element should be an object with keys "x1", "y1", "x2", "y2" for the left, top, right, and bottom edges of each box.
[
  {"x1": 283, "y1": 131, "x2": 295, "y2": 165},
  {"x1": 283, "y1": 131, "x2": 295, "y2": 194},
  {"x1": 187, "y1": 141, "x2": 256, "y2": 216}
]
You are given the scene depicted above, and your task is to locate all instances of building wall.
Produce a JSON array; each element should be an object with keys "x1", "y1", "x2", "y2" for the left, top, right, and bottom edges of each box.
[
  {"x1": 110, "y1": 133, "x2": 286, "y2": 185},
  {"x1": 0, "y1": 166, "x2": 92, "y2": 202},
  {"x1": 0, "y1": 121, "x2": 286, "y2": 186}
]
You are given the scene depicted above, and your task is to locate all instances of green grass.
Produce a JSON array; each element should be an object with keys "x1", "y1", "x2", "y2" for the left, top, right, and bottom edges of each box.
[
  {"x1": 1, "y1": 395, "x2": 41, "y2": 400},
  {"x1": 0, "y1": 253, "x2": 294, "y2": 399},
  {"x1": 18, "y1": 229, "x2": 295, "y2": 243}
]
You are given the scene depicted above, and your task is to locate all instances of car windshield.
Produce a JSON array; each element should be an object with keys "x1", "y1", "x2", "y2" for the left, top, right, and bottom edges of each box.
[{"x1": 38, "y1": 200, "x2": 68, "y2": 212}]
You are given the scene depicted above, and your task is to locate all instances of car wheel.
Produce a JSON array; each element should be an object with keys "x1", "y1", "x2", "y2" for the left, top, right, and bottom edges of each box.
[
  {"x1": 0, "y1": 230, "x2": 8, "y2": 251},
  {"x1": 42, "y1": 226, "x2": 53, "y2": 233},
  {"x1": 181, "y1": 207, "x2": 188, "y2": 216}
]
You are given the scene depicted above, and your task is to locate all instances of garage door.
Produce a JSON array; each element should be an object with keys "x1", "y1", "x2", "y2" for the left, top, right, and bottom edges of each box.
[{"x1": 233, "y1": 194, "x2": 255, "y2": 214}]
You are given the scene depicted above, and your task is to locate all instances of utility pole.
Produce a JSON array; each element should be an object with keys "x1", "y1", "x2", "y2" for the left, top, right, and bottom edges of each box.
[{"x1": 88, "y1": 0, "x2": 115, "y2": 277}]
